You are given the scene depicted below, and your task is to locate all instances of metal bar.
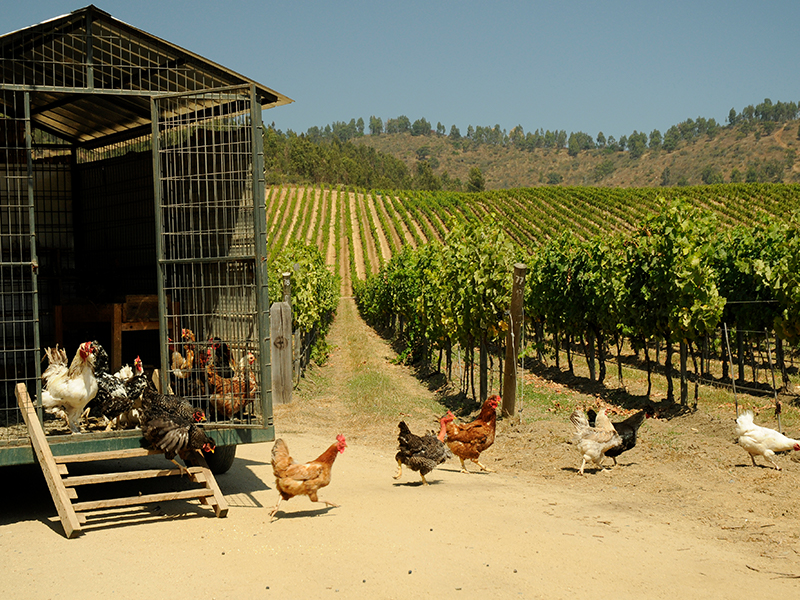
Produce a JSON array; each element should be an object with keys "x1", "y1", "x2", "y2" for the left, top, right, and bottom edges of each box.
[
  {"x1": 0, "y1": 84, "x2": 156, "y2": 95},
  {"x1": 151, "y1": 95, "x2": 170, "y2": 389},
  {"x1": 723, "y1": 322, "x2": 738, "y2": 416},
  {"x1": 764, "y1": 328, "x2": 782, "y2": 433},
  {"x1": 251, "y1": 84, "x2": 272, "y2": 423},
  {"x1": 24, "y1": 91, "x2": 43, "y2": 419},
  {"x1": 158, "y1": 255, "x2": 256, "y2": 266}
]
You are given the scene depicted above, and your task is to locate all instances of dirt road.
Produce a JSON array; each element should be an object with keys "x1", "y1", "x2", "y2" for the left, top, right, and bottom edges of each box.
[{"x1": 1, "y1": 432, "x2": 798, "y2": 599}]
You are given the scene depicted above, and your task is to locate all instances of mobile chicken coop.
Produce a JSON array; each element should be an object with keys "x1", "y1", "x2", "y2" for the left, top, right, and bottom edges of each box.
[{"x1": 0, "y1": 6, "x2": 291, "y2": 473}]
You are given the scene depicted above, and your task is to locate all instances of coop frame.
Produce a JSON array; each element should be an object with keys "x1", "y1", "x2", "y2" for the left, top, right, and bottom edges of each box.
[{"x1": 0, "y1": 5, "x2": 292, "y2": 466}]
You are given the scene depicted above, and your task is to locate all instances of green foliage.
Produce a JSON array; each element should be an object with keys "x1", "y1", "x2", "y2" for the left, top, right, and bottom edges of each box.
[
  {"x1": 593, "y1": 159, "x2": 615, "y2": 182},
  {"x1": 619, "y1": 200, "x2": 724, "y2": 343},
  {"x1": 268, "y1": 240, "x2": 340, "y2": 335},
  {"x1": 700, "y1": 165, "x2": 724, "y2": 185},
  {"x1": 467, "y1": 167, "x2": 485, "y2": 192}
]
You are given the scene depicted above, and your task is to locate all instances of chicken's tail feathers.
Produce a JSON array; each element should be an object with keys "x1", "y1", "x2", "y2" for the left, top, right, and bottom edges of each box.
[
  {"x1": 625, "y1": 409, "x2": 648, "y2": 431},
  {"x1": 570, "y1": 409, "x2": 589, "y2": 430},
  {"x1": 397, "y1": 421, "x2": 411, "y2": 435},
  {"x1": 736, "y1": 410, "x2": 755, "y2": 429},
  {"x1": 271, "y1": 438, "x2": 292, "y2": 472}
]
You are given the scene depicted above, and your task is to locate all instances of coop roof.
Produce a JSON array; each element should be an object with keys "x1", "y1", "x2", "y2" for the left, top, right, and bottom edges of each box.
[{"x1": 0, "y1": 4, "x2": 292, "y2": 148}]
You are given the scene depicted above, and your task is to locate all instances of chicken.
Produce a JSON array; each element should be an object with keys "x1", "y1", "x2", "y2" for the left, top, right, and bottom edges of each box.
[
  {"x1": 393, "y1": 413, "x2": 454, "y2": 485},
  {"x1": 735, "y1": 410, "x2": 800, "y2": 470},
  {"x1": 41, "y1": 341, "x2": 98, "y2": 434},
  {"x1": 205, "y1": 344, "x2": 258, "y2": 418},
  {"x1": 444, "y1": 395, "x2": 500, "y2": 473},
  {"x1": 170, "y1": 328, "x2": 207, "y2": 397},
  {"x1": 140, "y1": 384, "x2": 213, "y2": 473},
  {"x1": 140, "y1": 384, "x2": 205, "y2": 423},
  {"x1": 103, "y1": 356, "x2": 147, "y2": 430},
  {"x1": 207, "y1": 337, "x2": 236, "y2": 378},
  {"x1": 587, "y1": 408, "x2": 647, "y2": 466},
  {"x1": 570, "y1": 408, "x2": 622, "y2": 475},
  {"x1": 269, "y1": 435, "x2": 347, "y2": 519},
  {"x1": 91, "y1": 343, "x2": 148, "y2": 429},
  {"x1": 141, "y1": 413, "x2": 215, "y2": 474}
]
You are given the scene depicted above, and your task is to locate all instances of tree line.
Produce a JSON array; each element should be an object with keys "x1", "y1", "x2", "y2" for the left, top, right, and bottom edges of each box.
[{"x1": 292, "y1": 97, "x2": 799, "y2": 158}]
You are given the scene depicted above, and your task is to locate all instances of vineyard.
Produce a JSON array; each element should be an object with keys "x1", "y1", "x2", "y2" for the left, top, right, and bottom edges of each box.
[{"x1": 266, "y1": 182, "x2": 800, "y2": 405}]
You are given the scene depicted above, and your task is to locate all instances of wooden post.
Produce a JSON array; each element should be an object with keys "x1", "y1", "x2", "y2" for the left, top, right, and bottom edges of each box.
[
  {"x1": 270, "y1": 302, "x2": 293, "y2": 404},
  {"x1": 502, "y1": 263, "x2": 527, "y2": 417},
  {"x1": 282, "y1": 271, "x2": 292, "y2": 303}
]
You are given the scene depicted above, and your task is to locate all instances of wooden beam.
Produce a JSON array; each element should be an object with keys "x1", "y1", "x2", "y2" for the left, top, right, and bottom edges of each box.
[
  {"x1": 72, "y1": 488, "x2": 215, "y2": 512},
  {"x1": 15, "y1": 384, "x2": 83, "y2": 538}
]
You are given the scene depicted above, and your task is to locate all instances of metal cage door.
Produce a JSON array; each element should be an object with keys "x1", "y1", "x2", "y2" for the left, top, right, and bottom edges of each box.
[
  {"x1": 0, "y1": 90, "x2": 42, "y2": 439},
  {"x1": 151, "y1": 85, "x2": 271, "y2": 432}
]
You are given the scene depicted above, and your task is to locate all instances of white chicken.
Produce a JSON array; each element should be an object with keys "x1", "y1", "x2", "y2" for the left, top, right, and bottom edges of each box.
[
  {"x1": 570, "y1": 408, "x2": 622, "y2": 475},
  {"x1": 41, "y1": 341, "x2": 98, "y2": 434},
  {"x1": 735, "y1": 410, "x2": 800, "y2": 470}
]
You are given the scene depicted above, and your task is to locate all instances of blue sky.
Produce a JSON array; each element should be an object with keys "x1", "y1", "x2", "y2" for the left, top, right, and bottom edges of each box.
[{"x1": 6, "y1": 1, "x2": 800, "y2": 139}]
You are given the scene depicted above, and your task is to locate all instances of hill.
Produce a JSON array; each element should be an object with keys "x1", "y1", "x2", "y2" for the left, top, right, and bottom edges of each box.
[{"x1": 352, "y1": 120, "x2": 800, "y2": 190}]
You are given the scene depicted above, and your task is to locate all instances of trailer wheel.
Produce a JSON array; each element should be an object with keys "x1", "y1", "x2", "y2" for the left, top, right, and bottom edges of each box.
[{"x1": 203, "y1": 444, "x2": 236, "y2": 474}]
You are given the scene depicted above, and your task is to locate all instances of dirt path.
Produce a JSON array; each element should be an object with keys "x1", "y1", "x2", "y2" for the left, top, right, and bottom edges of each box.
[{"x1": 3, "y1": 300, "x2": 799, "y2": 599}]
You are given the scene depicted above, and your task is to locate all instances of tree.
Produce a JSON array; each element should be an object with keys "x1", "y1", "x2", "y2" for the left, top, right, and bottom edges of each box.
[
  {"x1": 649, "y1": 129, "x2": 662, "y2": 150},
  {"x1": 467, "y1": 167, "x2": 485, "y2": 192},
  {"x1": 627, "y1": 131, "x2": 648, "y2": 159},
  {"x1": 414, "y1": 160, "x2": 442, "y2": 191},
  {"x1": 386, "y1": 115, "x2": 411, "y2": 134},
  {"x1": 449, "y1": 124, "x2": 461, "y2": 140},
  {"x1": 369, "y1": 116, "x2": 383, "y2": 135},
  {"x1": 546, "y1": 172, "x2": 563, "y2": 185},
  {"x1": 662, "y1": 126, "x2": 681, "y2": 152},
  {"x1": 436, "y1": 122, "x2": 445, "y2": 136},
  {"x1": 700, "y1": 165, "x2": 723, "y2": 185},
  {"x1": 356, "y1": 117, "x2": 365, "y2": 136},
  {"x1": 411, "y1": 117, "x2": 431, "y2": 136},
  {"x1": 596, "y1": 131, "x2": 606, "y2": 148}
]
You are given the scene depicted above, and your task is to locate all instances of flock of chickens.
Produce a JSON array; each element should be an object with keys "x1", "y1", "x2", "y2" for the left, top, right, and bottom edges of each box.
[
  {"x1": 268, "y1": 394, "x2": 800, "y2": 520},
  {"x1": 38, "y1": 332, "x2": 259, "y2": 469},
  {"x1": 38, "y1": 338, "x2": 800, "y2": 520}
]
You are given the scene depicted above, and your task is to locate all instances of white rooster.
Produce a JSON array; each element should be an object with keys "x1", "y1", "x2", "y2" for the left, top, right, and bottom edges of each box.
[
  {"x1": 735, "y1": 410, "x2": 800, "y2": 470},
  {"x1": 570, "y1": 408, "x2": 622, "y2": 475},
  {"x1": 41, "y1": 341, "x2": 98, "y2": 434}
]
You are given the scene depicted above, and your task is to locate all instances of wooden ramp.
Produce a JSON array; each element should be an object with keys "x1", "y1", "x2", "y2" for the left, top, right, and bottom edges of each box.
[{"x1": 15, "y1": 383, "x2": 228, "y2": 538}]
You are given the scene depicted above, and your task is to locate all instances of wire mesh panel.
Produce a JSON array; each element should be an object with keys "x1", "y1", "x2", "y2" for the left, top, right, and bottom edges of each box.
[
  {"x1": 153, "y1": 85, "x2": 271, "y2": 429},
  {"x1": 0, "y1": 89, "x2": 40, "y2": 442}
]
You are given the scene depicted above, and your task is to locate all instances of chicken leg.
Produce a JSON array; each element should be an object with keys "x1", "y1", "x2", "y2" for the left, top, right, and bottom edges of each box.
[
  {"x1": 458, "y1": 457, "x2": 493, "y2": 473},
  {"x1": 393, "y1": 459, "x2": 404, "y2": 480}
]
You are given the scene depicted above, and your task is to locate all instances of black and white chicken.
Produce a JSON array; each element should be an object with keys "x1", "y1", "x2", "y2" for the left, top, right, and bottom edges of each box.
[
  {"x1": 393, "y1": 414, "x2": 454, "y2": 485},
  {"x1": 587, "y1": 408, "x2": 647, "y2": 466}
]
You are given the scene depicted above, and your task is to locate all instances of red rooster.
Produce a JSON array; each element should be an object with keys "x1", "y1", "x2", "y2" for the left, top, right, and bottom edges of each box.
[
  {"x1": 444, "y1": 395, "x2": 500, "y2": 473},
  {"x1": 269, "y1": 435, "x2": 347, "y2": 520},
  {"x1": 205, "y1": 344, "x2": 258, "y2": 418}
]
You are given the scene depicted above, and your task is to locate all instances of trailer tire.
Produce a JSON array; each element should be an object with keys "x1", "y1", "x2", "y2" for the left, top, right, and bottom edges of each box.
[{"x1": 203, "y1": 444, "x2": 236, "y2": 474}]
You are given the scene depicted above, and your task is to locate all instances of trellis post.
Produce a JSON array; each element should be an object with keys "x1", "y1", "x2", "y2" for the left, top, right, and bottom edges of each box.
[{"x1": 502, "y1": 263, "x2": 527, "y2": 417}]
